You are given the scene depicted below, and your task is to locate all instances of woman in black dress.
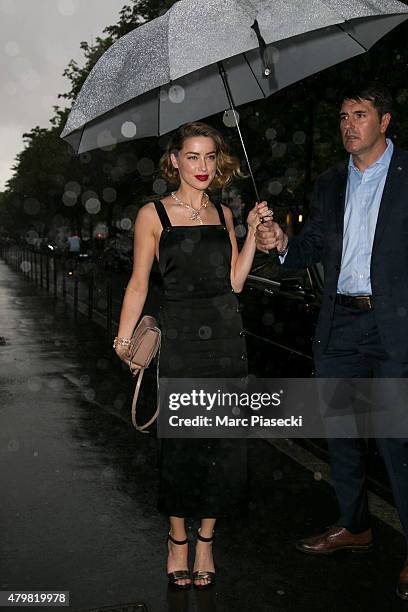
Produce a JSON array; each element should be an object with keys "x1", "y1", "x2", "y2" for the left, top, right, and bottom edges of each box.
[{"x1": 115, "y1": 122, "x2": 265, "y2": 589}]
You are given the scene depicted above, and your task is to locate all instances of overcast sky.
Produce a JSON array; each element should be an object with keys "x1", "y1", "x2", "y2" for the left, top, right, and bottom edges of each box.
[{"x1": 0, "y1": 0, "x2": 128, "y2": 191}]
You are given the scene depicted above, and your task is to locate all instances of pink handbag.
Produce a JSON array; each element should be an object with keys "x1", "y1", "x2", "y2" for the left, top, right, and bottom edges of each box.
[{"x1": 116, "y1": 315, "x2": 161, "y2": 432}]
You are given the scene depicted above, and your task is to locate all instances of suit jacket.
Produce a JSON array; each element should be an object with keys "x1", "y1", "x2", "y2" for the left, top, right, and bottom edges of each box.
[{"x1": 283, "y1": 147, "x2": 408, "y2": 361}]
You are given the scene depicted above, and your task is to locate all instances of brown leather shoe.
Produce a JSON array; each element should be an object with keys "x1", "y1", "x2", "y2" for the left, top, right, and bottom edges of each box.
[
  {"x1": 397, "y1": 559, "x2": 408, "y2": 601},
  {"x1": 296, "y1": 526, "x2": 373, "y2": 555}
]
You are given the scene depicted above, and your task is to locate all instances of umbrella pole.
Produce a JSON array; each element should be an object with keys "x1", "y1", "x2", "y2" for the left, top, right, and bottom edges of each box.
[{"x1": 218, "y1": 62, "x2": 261, "y2": 203}]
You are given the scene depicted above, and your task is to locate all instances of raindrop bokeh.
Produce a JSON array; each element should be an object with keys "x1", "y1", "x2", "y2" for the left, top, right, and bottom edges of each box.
[
  {"x1": 103, "y1": 187, "x2": 117, "y2": 203},
  {"x1": 293, "y1": 130, "x2": 306, "y2": 145},
  {"x1": 168, "y1": 85, "x2": 185, "y2": 104},
  {"x1": 223, "y1": 109, "x2": 239, "y2": 128},
  {"x1": 84, "y1": 197, "x2": 101, "y2": 215},
  {"x1": 121, "y1": 121, "x2": 137, "y2": 139},
  {"x1": 153, "y1": 178, "x2": 167, "y2": 195},
  {"x1": 268, "y1": 180, "x2": 283, "y2": 195}
]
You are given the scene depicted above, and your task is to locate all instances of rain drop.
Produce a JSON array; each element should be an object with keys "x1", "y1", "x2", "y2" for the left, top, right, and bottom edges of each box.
[
  {"x1": 235, "y1": 224, "x2": 247, "y2": 238},
  {"x1": 85, "y1": 198, "x2": 101, "y2": 214},
  {"x1": 62, "y1": 191, "x2": 77, "y2": 207},
  {"x1": 120, "y1": 218, "x2": 132, "y2": 230},
  {"x1": 198, "y1": 326, "x2": 212, "y2": 340},
  {"x1": 262, "y1": 312, "x2": 275, "y2": 326},
  {"x1": 65, "y1": 180, "x2": 81, "y2": 195},
  {"x1": 121, "y1": 121, "x2": 137, "y2": 139},
  {"x1": 153, "y1": 178, "x2": 167, "y2": 194},
  {"x1": 8, "y1": 439, "x2": 19, "y2": 452},
  {"x1": 265, "y1": 127, "x2": 277, "y2": 141},
  {"x1": 293, "y1": 130, "x2": 306, "y2": 145},
  {"x1": 223, "y1": 109, "x2": 239, "y2": 128},
  {"x1": 268, "y1": 180, "x2": 283, "y2": 195},
  {"x1": 83, "y1": 388, "x2": 96, "y2": 402},
  {"x1": 80, "y1": 152, "x2": 91, "y2": 164},
  {"x1": 168, "y1": 85, "x2": 185, "y2": 104},
  {"x1": 181, "y1": 238, "x2": 194, "y2": 253},
  {"x1": 103, "y1": 187, "x2": 117, "y2": 203}
]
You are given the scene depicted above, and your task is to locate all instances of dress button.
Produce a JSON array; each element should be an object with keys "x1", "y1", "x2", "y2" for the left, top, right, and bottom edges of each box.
[
  {"x1": 239, "y1": 330, "x2": 246, "y2": 337},
  {"x1": 236, "y1": 306, "x2": 241, "y2": 313},
  {"x1": 241, "y1": 353, "x2": 247, "y2": 360}
]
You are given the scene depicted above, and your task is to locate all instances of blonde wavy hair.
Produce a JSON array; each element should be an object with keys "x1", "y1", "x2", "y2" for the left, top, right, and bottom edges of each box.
[{"x1": 159, "y1": 121, "x2": 245, "y2": 189}]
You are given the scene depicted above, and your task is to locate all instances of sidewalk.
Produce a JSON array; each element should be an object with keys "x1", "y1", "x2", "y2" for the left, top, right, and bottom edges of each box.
[{"x1": 0, "y1": 259, "x2": 406, "y2": 612}]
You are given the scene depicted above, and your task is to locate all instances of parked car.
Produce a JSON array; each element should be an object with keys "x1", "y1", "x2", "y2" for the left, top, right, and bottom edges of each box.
[{"x1": 240, "y1": 256, "x2": 323, "y2": 377}]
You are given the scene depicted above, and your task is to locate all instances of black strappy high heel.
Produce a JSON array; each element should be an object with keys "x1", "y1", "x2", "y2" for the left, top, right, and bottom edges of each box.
[
  {"x1": 193, "y1": 529, "x2": 216, "y2": 589},
  {"x1": 167, "y1": 533, "x2": 191, "y2": 590}
]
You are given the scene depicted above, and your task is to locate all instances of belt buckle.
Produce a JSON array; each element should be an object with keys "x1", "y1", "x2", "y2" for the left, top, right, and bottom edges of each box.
[{"x1": 356, "y1": 296, "x2": 372, "y2": 310}]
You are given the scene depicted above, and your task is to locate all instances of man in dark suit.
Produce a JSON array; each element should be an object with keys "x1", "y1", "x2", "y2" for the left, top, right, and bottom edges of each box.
[{"x1": 256, "y1": 83, "x2": 408, "y2": 600}]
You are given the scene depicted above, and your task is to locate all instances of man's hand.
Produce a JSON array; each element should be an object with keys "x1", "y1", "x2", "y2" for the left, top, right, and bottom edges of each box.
[{"x1": 256, "y1": 220, "x2": 288, "y2": 254}]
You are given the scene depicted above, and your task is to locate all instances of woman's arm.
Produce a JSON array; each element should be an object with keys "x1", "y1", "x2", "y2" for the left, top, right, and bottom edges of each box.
[
  {"x1": 116, "y1": 204, "x2": 157, "y2": 341},
  {"x1": 225, "y1": 202, "x2": 262, "y2": 293}
]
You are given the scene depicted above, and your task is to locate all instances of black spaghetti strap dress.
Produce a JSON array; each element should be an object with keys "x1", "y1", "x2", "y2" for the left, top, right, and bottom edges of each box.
[{"x1": 154, "y1": 200, "x2": 247, "y2": 518}]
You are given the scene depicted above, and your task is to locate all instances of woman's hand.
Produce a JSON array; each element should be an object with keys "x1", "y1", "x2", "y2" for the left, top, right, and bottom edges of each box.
[
  {"x1": 256, "y1": 201, "x2": 274, "y2": 225},
  {"x1": 247, "y1": 200, "x2": 268, "y2": 231}
]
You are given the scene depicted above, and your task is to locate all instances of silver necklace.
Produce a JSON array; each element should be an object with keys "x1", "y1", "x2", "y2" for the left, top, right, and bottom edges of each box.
[{"x1": 171, "y1": 191, "x2": 209, "y2": 225}]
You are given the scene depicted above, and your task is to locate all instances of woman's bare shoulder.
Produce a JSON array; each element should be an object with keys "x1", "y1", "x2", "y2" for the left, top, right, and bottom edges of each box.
[{"x1": 136, "y1": 201, "x2": 159, "y2": 221}]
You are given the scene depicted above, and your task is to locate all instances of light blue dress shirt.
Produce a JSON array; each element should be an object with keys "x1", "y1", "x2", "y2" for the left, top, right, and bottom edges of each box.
[{"x1": 337, "y1": 138, "x2": 393, "y2": 296}]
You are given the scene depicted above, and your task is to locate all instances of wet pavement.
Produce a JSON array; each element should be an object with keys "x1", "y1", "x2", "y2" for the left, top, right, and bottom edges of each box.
[{"x1": 0, "y1": 258, "x2": 407, "y2": 612}]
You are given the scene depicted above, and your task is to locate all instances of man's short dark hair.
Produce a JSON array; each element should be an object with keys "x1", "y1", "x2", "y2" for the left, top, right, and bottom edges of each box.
[{"x1": 341, "y1": 82, "x2": 393, "y2": 118}]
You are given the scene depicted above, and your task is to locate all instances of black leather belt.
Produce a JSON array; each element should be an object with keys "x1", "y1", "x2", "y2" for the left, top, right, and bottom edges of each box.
[{"x1": 335, "y1": 294, "x2": 373, "y2": 311}]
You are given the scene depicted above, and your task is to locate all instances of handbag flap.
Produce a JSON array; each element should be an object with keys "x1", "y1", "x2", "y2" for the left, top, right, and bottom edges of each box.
[{"x1": 128, "y1": 315, "x2": 160, "y2": 368}]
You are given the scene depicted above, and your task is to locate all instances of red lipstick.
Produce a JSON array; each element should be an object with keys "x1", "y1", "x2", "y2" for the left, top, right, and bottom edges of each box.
[{"x1": 195, "y1": 175, "x2": 209, "y2": 181}]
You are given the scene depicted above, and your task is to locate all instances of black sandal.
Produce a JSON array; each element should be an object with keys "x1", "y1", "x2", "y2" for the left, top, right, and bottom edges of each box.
[
  {"x1": 167, "y1": 533, "x2": 191, "y2": 590},
  {"x1": 193, "y1": 529, "x2": 216, "y2": 589}
]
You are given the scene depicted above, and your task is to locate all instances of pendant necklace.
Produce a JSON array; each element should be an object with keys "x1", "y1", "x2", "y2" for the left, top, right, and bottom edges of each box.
[{"x1": 171, "y1": 191, "x2": 209, "y2": 225}]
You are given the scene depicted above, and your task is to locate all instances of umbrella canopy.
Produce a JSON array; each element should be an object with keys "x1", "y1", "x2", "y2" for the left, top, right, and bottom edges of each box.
[{"x1": 61, "y1": 0, "x2": 408, "y2": 154}]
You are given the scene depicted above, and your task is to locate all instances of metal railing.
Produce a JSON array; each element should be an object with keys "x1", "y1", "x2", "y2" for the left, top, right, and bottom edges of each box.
[{"x1": 0, "y1": 243, "x2": 127, "y2": 338}]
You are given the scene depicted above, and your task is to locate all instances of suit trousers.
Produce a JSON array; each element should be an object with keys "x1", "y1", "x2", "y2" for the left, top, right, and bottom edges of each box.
[{"x1": 314, "y1": 303, "x2": 408, "y2": 541}]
